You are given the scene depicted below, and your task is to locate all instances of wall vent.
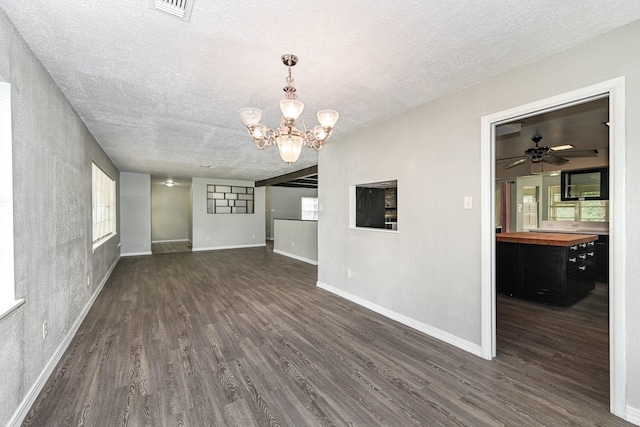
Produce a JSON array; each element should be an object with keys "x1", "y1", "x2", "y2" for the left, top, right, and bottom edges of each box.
[{"x1": 149, "y1": 0, "x2": 194, "y2": 22}]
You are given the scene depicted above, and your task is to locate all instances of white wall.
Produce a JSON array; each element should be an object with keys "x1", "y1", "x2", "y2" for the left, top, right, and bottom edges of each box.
[
  {"x1": 120, "y1": 173, "x2": 151, "y2": 255},
  {"x1": 265, "y1": 186, "x2": 318, "y2": 239},
  {"x1": 151, "y1": 183, "x2": 190, "y2": 242},
  {"x1": 318, "y1": 19, "x2": 640, "y2": 417},
  {"x1": 191, "y1": 178, "x2": 265, "y2": 250}
]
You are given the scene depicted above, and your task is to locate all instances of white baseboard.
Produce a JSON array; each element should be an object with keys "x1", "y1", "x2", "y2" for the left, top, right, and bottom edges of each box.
[
  {"x1": 151, "y1": 239, "x2": 191, "y2": 243},
  {"x1": 316, "y1": 281, "x2": 483, "y2": 358},
  {"x1": 8, "y1": 256, "x2": 120, "y2": 427},
  {"x1": 192, "y1": 243, "x2": 266, "y2": 252},
  {"x1": 121, "y1": 251, "x2": 152, "y2": 257},
  {"x1": 273, "y1": 249, "x2": 318, "y2": 265},
  {"x1": 626, "y1": 405, "x2": 640, "y2": 425}
]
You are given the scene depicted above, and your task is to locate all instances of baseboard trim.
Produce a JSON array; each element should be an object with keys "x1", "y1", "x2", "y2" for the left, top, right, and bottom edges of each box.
[
  {"x1": 8, "y1": 256, "x2": 120, "y2": 427},
  {"x1": 151, "y1": 239, "x2": 191, "y2": 243},
  {"x1": 121, "y1": 251, "x2": 152, "y2": 257},
  {"x1": 273, "y1": 249, "x2": 318, "y2": 265},
  {"x1": 316, "y1": 281, "x2": 483, "y2": 358},
  {"x1": 626, "y1": 405, "x2": 640, "y2": 425},
  {"x1": 192, "y1": 243, "x2": 266, "y2": 252}
]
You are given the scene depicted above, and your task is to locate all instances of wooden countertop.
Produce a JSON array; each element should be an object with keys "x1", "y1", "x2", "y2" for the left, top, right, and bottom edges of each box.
[{"x1": 496, "y1": 232, "x2": 598, "y2": 247}]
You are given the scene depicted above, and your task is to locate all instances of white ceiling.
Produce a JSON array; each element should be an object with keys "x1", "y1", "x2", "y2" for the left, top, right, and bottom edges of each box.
[{"x1": 1, "y1": 1, "x2": 639, "y2": 182}]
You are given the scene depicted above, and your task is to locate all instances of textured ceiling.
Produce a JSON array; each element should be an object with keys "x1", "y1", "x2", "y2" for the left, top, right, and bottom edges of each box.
[{"x1": 1, "y1": 1, "x2": 639, "y2": 182}]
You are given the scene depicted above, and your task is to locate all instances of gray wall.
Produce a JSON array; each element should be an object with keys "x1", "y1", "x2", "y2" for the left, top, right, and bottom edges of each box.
[
  {"x1": 265, "y1": 186, "x2": 318, "y2": 239},
  {"x1": 0, "y1": 10, "x2": 120, "y2": 425},
  {"x1": 151, "y1": 182, "x2": 190, "y2": 242},
  {"x1": 120, "y1": 172, "x2": 151, "y2": 255},
  {"x1": 273, "y1": 219, "x2": 318, "y2": 264},
  {"x1": 318, "y1": 20, "x2": 640, "y2": 413},
  {"x1": 191, "y1": 177, "x2": 265, "y2": 250}
]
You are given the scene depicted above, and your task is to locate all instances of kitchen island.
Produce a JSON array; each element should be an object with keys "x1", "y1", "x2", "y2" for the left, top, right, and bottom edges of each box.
[{"x1": 496, "y1": 232, "x2": 598, "y2": 305}]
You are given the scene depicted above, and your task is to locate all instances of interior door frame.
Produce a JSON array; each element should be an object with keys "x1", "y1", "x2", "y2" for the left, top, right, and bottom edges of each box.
[{"x1": 479, "y1": 77, "x2": 626, "y2": 417}]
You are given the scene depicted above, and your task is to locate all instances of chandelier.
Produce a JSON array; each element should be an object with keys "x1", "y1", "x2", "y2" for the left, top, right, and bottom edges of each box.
[{"x1": 239, "y1": 54, "x2": 339, "y2": 164}]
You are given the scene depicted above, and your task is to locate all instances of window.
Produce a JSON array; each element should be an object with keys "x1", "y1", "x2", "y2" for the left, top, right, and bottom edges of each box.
[
  {"x1": 548, "y1": 185, "x2": 608, "y2": 222},
  {"x1": 301, "y1": 197, "x2": 318, "y2": 220},
  {"x1": 522, "y1": 186, "x2": 538, "y2": 229},
  {"x1": 0, "y1": 78, "x2": 24, "y2": 318},
  {"x1": 92, "y1": 163, "x2": 116, "y2": 248}
]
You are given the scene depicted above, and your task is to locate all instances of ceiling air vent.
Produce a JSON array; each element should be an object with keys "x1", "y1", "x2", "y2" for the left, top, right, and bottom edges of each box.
[{"x1": 149, "y1": 0, "x2": 194, "y2": 22}]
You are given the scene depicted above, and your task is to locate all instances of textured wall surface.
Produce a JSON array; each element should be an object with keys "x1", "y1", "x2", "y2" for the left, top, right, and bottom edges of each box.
[
  {"x1": 265, "y1": 186, "x2": 318, "y2": 239},
  {"x1": 274, "y1": 219, "x2": 318, "y2": 263},
  {"x1": 151, "y1": 182, "x2": 190, "y2": 242},
  {"x1": 0, "y1": 10, "x2": 120, "y2": 425},
  {"x1": 120, "y1": 172, "x2": 151, "y2": 255},
  {"x1": 319, "y1": 20, "x2": 640, "y2": 415},
  {"x1": 192, "y1": 178, "x2": 265, "y2": 250}
]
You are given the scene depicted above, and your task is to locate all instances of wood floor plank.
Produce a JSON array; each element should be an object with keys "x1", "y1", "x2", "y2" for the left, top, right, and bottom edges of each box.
[{"x1": 23, "y1": 245, "x2": 631, "y2": 426}]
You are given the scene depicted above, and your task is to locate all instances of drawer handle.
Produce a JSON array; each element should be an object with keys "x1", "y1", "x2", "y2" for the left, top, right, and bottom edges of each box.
[
  {"x1": 579, "y1": 243, "x2": 587, "y2": 248},
  {"x1": 588, "y1": 252, "x2": 595, "y2": 257},
  {"x1": 588, "y1": 241, "x2": 595, "y2": 246},
  {"x1": 569, "y1": 257, "x2": 577, "y2": 263},
  {"x1": 578, "y1": 266, "x2": 587, "y2": 271},
  {"x1": 570, "y1": 245, "x2": 578, "y2": 251},
  {"x1": 579, "y1": 254, "x2": 587, "y2": 260}
]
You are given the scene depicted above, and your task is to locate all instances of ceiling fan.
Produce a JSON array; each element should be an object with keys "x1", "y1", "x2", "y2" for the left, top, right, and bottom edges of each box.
[{"x1": 499, "y1": 135, "x2": 599, "y2": 170}]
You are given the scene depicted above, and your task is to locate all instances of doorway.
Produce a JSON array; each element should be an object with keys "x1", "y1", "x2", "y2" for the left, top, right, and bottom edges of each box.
[
  {"x1": 151, "y1": 177, "x2": 193, "y2": 254},
  {"x1": 479, "y1": 77, "x2": 626, "y2": 416}
]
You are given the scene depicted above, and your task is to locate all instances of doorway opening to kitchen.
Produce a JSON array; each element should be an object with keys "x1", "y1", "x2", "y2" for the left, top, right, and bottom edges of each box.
[{"x1": 480, "y1": 77, "x2": 626, "y2": 417}]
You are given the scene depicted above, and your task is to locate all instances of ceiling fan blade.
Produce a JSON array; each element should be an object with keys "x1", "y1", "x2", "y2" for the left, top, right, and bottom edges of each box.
[
  {"x1": 503, "y1": 158, "x2": 528, "y2": 169},
  {"x1": 543, "y1": 155, "x2": 570, "y2": 165},
  {"x1": 555, "y1": 149, "x2": 599, "y2": 158},
  {"x1": 497, "y1": 154, "x2": 530, "y2": 161}
]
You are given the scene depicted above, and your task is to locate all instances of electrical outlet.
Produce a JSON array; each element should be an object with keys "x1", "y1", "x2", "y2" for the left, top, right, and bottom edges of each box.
[
  {"x1": 87, "y1": 275, "x2": 90, "y2": 287},
  {"x1": 252, "y1": 234, "x2": 255, "y2": 239},
  {"x1": 42, "y1": 321, "x2": 48, "y2": 339},
  {"x1": 347, "y1": 269, "x2": 352, "y2": 279},
  {"x1": 291, "y1": 241, "x2": 295, "y2": 247}
]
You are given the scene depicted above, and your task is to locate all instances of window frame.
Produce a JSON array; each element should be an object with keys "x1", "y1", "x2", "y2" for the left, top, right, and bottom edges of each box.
[
  {"x1": 92, "y1": 162, "x2": 117, "y2": 250},
  {"x1": 548, "y1": 184, "x2": 609, "y2": 222},
  {"x1": 0, "y1": 79, "x2": 25, "y2": 320}
]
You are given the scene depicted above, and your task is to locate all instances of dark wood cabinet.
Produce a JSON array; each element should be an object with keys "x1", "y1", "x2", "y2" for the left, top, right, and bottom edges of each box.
[
  {"x1": 496, "y1": 233, "x2": 597, "y2": 306},
  {"x1": 595, "y1": 234, "x2": 609, "y2": 283}
]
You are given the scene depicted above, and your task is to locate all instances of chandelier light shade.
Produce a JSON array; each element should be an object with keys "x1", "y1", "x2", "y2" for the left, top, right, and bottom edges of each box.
[{"x1": 239, "y1": 54, "x2": 339, "y2": 164}]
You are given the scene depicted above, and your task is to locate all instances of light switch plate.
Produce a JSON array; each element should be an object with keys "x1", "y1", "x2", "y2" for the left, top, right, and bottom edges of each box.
[{"x1": 464, "y1": 196, "x2": 472, "y2": 209}]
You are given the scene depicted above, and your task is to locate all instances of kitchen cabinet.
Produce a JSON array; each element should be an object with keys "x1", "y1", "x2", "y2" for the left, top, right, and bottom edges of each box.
[
  {"x1": 496, "y1": 232, "x2": 597, "y2": 305},
  {"x1": 595, "y1": 234, "x2": 609, "y2": 283}
]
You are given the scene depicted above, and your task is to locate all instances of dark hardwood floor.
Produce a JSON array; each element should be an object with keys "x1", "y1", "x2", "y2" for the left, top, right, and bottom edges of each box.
[
  {"x1": 151, "y1": 240, "x2": 192, "y2": 254},
  {"x1": 23, "y1": 246, "x2": 630, "y2": 426}
]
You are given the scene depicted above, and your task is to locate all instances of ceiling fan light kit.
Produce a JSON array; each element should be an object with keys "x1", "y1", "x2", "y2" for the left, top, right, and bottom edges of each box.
[
  {"x1": 501, "y1": 135, "x2": 598, "y2": 170},
  {"x1": 239, "y1": 54, "x2": 339, "y2": 164}
]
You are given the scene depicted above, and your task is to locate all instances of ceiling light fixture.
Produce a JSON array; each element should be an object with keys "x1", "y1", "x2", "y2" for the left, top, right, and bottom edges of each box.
[
  {"x1": 239, "y1": 54, "x2": 339, "y2": 164},
  {"x1": 165, "y1": 179, "x2": 175, "y2": 187}
]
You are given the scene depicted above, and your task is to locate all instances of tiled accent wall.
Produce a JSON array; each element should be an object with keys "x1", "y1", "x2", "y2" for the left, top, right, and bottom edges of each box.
[{"x1": 207, "y1": 185, "x2": 254, "y2": 214}]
